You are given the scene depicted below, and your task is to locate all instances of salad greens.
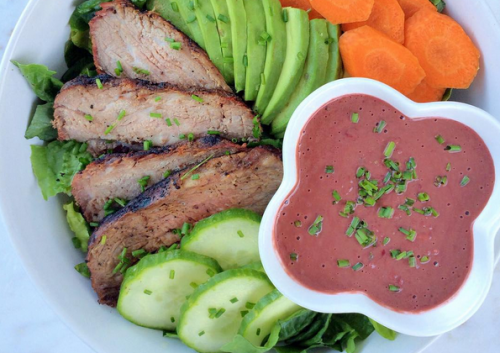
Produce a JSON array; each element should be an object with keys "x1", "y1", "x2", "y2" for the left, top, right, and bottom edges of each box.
[
  {"x1": 11, "y1": 61, "x2": 62, "y2": 102},
  {"x1": 24, "y1": 103, "x2": 57, "y2": 141},
  {"x1": 63, "y1": 202, "x2": 91, "y2": 252}
]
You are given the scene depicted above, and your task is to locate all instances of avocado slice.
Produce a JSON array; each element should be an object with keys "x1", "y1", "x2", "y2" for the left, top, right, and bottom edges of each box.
[
  {"x1": 261, "y1": 8, "x2": 309, "y2": 125},
  {"x1": 193, "y1": 0, "x2": 226, "y2": 81},
  {"x1": 242, "y1": 0, "x2": 266, "y2": 101},
  {"x1": 210, "y1": 0, "x2": 235, "y2": 85},
  {"x1": 146, "y1": 0, "x2": 192, "y2": 38},
  {"x1": 325, "y1": 23, "x2": 343, "y2": 83},
  {"x1": 175, "y1": 0, "x2": 206, "y2": 49},
  {"x1": 253, "y1": 0, "x2": 286, "y2": 114},
  {"x1": 226, "y1": 0, "x2": 247, "y2": 92},
  {"x1": 271, "y1": 19, "x2": 330, "y2": 135}
]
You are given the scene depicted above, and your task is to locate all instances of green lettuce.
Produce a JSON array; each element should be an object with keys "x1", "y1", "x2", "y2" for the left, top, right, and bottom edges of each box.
[
  {"x1": 63, "y1": 202, "x2": 90, "y2": 252},
  {"x1": 24, "y1": 103, "x2": 57, "y2": 141},
  {"x1": 12, "y1": 61, "x2": 63, "y2": 102},
  {"x1": 369, "y1": 319, "x2": 397, "y2": 341},
  {"x1": 62, "y1": 40, "x2": 96, "y2": 82},
  {"x1": 30, "y1": 140, "x2": 92, "y2": 200}
]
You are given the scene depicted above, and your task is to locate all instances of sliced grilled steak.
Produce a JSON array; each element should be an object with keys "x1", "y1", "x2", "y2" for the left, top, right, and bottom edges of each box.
[
  {"x1": 90, "y1": 0, "x2": 230, "y2": 92},
  {"x1": 87, "y1": 147, "x2": 283, "y2": 306},
  {"x1": 86, "y1": 139, "x2": 142, "y2": 157},
  {"x1": 73, "y1": 136, "x2": 244, "y2": 222},
  {"x1": 53, "y1": 76, "x2": 256, "y2": 145}
]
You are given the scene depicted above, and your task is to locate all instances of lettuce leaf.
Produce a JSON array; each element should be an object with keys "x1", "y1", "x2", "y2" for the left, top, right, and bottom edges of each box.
[
  {"x1": 63, "y1": 201, "x2": 90, "y2": 252},
  {"x1": 30, "y1": 140, "x2": 92, "y2": 200},
  {"x1": 24, "y1": 102, "x2": 58, "y2": 141},
  {"x1": 62, "y1": 40, "x2": 96, "y2": 82},
  {"x1": 11, "y1": 61, "x2": 63, "y2": 102},
  {"x1": 369, "y1": 319, "x2": 397, "y2": 341}
]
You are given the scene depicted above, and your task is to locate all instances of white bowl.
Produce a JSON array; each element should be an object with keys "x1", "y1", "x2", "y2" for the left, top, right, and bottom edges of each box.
[
  {"x1": 0, "y1": 0, "x2": 499, "y2": 352},
  {"x1": 259, "y1": 78, "x2": 500, "y2": 337}
]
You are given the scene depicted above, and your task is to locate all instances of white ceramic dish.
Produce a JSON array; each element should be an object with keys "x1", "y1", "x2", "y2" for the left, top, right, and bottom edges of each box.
[
  {"x1": 259, "y1": 78, "x2": 500, "y2": 337},
  {"x1": 0, "y1": 0, "x2": 499, "y2": 352}
]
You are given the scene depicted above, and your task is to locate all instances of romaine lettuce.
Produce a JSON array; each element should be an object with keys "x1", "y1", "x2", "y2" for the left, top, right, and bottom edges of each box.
[{"x1": 63, "y1": 201, "x2": 90, "y2": 252}]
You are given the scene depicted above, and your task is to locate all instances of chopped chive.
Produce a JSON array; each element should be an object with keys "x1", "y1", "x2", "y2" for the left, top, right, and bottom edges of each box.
[
  {"x1": 351, "y1": 112, "x2": 359, "y2": 123},
  {"x1": 174, "y1": 118, "x2": 180, "y2": 126},
  {"x1": 345, "y1": 216, "x2": 360, "y2": 236},
  {"x1": 180, "y1": 154, "x2": 214, "y2": 180},
  {"x1": 179, "y1": 134, "x2": 186, "y2": 139},
  {"x1": 417, "y1": 192, "x2": 430, "y2": 202},
  {"x1": 230, "y1": 297, "x2": 239, "y2": 304},
  {"x1": 445, "y1": 145, "x2": 461, "y2": 153},
  {"x1": 206, "y1": 268, "x2": 216, "y2": 277},
  {"x1": 352, "y1": 262, "x2": 364, "y2": 271},
  {"x1": 378, "y1": 207, "x2": 394, "y2": 219},
  {"x1": 171, "y1": 2, "x2": 179, "y2": 12},
  {"x1": 374, "y1": 120, "x2": 386, "y2": 133},
  {"x1": 186, "y1": 14, "x2": 196, "y2": 23},
  {"x1": 170, "y1": 42, "x2": 181, "y2": 50},
  {"x1": 207, "y1": 130, "x2": 220, "y2": 135},
  {"x1": 214, "y1": 308, "x2": 226, "y2": 318},
  {"x1": 187, "y1": 133, "x2": 194, "y2": 142},
  {"x1": 421, "y1": 256, "x2": 430, "y2": 263},
  {"x1": 308, "y1": 215, "x2": 324, "y2": 236},
  {"x1": 446, "y1": 162, "x2": 451, "y2": 171},
  {"x1": 282, "y1": 8, "x2": 288, "y2": 22},
  {"x1": 206, "y1": 14, "x2": 215, "y2": 22},
  {"x1": 170, "y1": 317, "x2": 175, "y2": 323},
  {"x1": 337, "y1": 259, "x2": 350, "y2": 268},
  {"x1": 395, "y1": 251, "x2": 407, "y2": 260},
  {"x1": 297, "y1": 51, "x2": 304, "y2": 61},
  {"x1": 384, "y1": 141, "x2": 396, "y2": 158},
  {"x1": 294, "y1": 220, "x2": 302, "y2": 227},
  {"x1": 388, "y1": 285, "x2": 400, "y2": 292},
  {"x1": 137, "y1": 175, "x2": 150, "y2": 192},
  {"x1": 390, "y1": 249, "x2": 401, "y2": 258},
  {"x1": 218, "y1": 14, "x2": 229, "y2": 23},
  {"x1": 245, "y1": 302, "x2": 255, "y2": 309},
  {"x1": 325, "y1": 165, "x2": 334, "y2": 174},
  {"x1": 169, "y1": 270, "x2": 175, "y2": 279},
  {"x1": 165, "y1": 118, "x2": 172, "y2": 126},
  {"x1": 114, "y1": 197, "x2": 127, "y2": 207},
  {"x1": 324, "y1": 37, "x2": 334, "y2": 44},
  {"x1": 223, "y1": 57, "x2": 234, "y2": 64},
  {"x1": 243, "y1": 54, "x2": 248, "y2": 67},
  {"x1": 84, "y1": 114, "x2": 93, "y2": 121},
  {"x1": 237, "y1": 230, "x2": 244, "y2": 238},
  {"x1": 144, "y1": 289, "x2": 152, "y2": 295},
  {"x1": 435, "y1": 135, "x2": 445, "y2": 144},
  {"x1": 434, "y1": 175, "x2": 448, "y2": 187},
  {"x1": 260, "y1": 73, "x2": 266, "y2": 85},
  {"x1": 240, "y1": 310, "x2": 249, "y2": 317},
  {"x1": 104, "y1": 124, "x2": 116, "y2": 135},
  {"x1": 332, "y1": 190, "x2": 341, "y2": 204},
  {"x1": 356, "y1": 167, "x2": 366, "y2": 178},
  {"x1": 290, "y1": 252, "x2": 298, "y2": 261},
  {"x1": 383, "y1": 237, "x2": 390, "y2": 245},
  {"x1": 208, "y1": 308, "x2": 217, "y2": 318},
  {"x1": 460, "y1": 175, "x2": 470, "y2": 187},
  {"x1": 191, "y1": 94, "x2": 204, "y2": 103},
  {"x1": 256, "y1": 328, "x2": 261, "y2": 336},
  {"x1": 165, "y1": 37, "x2": 174, "y2": 43},
  {"x1": 260, "y1": 32, "x2": 271, "y2": 42},
  {"x1": 132, "y1": 67, "x2": 150, "y2": 75},
  {"x1": 100, "y1": 235, "x2": 107, "y2": 245},
  {"x1": 90, "y1": 222, "x2": 99, "y2": 227},
  {"x1": 117, "y1": 109, "x2": 126, "y2": 120},
  {"x1": 75, "y1": 263, "x2": 90, "y2": 278},
  {"x1": 408, "y1": 256, "x2": 416, "y2": 268},
  {"x1": 116, "y1": 60, "x2": 123, "y2": 71},
  {"x1": 181, "y1": 222, "x2": 190, "y2": 235},
  {"x1": 190, "y1": 282, "x2": 199, "y2": 289},
  {"x1": 155, "y1": 96, "x2": 161, "y2": 102},
  {"x1": 132, "y1": 249, "x2": 147, "y2": 258},
  {"x1": 198, "y1": 331, "x2": 205, "y2": 337},
  {"x1": 143, "y1": 140, "x2": 152, "y2": 151},
  {"x1": 383, "y1": 172, "x2": 391, "y2": 184},
  {"x1": 191, "y1": 173, "x2": 200, "y2": 180},
  {"x1": 96, "y1": 78, "x2": 103, "y2": 89},
  {"x1": 150, "y1": 112, "x2": 162, "y2": 118}
]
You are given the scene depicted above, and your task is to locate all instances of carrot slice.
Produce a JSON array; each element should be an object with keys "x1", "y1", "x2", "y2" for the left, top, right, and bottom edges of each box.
[
  {"x1": 342, "y1": 0, "x2": 405, "y2": 44},
  {"x1": 309, "y1": 0, "x2": 374, "y2": 25},
  {"x1": 339, "y1": 26, "x2": 425, "y2": 95},
  {"x1": 280, "y1": 0, "x2": 323, "y2": 19},
  {"x1": 404, "y1": 8, "x2": 480, "y2": 89},
  {"x1": 406, "y1": 78, "x2": 446, "y2": 103},
  {"x1": 398, "y1": 0, "x2": 436, "y2": 19}
]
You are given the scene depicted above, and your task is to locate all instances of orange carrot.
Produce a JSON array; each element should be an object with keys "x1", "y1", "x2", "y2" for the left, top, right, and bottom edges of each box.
[
  {"x1": 406, "y1": 78, "x2": 446, "y2": 103},
  {"x1": 280, "y1": 0, "x2": 323, "y2": 19},
  {"x1": 398, "y1": 0, "x2": 436, "y2": 19},
  {"x1": 342, "y1": 0, "x2": 405, "y2": 44},
  {"x1": 309, "y1": 0, "x2": 374, "y2": 25},
  {"x1": 404, "y1": 9, "x2": 480, "y2": 89},
  {"x1": 339, "y1": 26, "x2": 425, "y2": 95}
]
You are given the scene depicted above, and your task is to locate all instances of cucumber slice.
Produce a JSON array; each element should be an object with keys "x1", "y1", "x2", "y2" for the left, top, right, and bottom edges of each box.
[
  {"x1": 239, "y1": 289, "x2": 301, "y2": 346},
  {"x1": 117, "y1": 250, "x2": 221, "y2": 330},
  {"x1": 241, "y1": 261, "x2": 265, "y2": 273},
  {"x1": 254, "y1": 0, "x2": 286, "y2": 113},
  {"x1": 146, "y1": 0, "x2": 193, "y2": 38},
  {"x1": 178, "y1": 269, "x2": 274, "y2": 352},
  {"x1": 243, "y1": 0, "x2": 267, "y2": 101},
  {"x1": 210, "y1": 0, "x2": 235, "y2": 84},
  {"x1": 181, "y1": 209, "x2": 261, "y2": 270},
  {"x1": 226, "y1": 0, "x2": 247, "y2": 92},
  {"x1": 261, "y1": 8, "x2": 310, "y2": 125},
  {"x1": 193, "y1": 0, "x2": 226, "y2": 80},
  {"x1": 176, "y1": 0, "x2": 206, "y2": 49},
  {"x1": 325, "y1": 23, "x2": 343, "y2": 83},
  {"x1": 271, "y1": 19, "x2": 330, "y2": 135}
]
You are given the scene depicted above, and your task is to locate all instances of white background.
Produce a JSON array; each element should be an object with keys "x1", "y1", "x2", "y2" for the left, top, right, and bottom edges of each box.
[{"x1": 0, "y1": 0, "x2": 499, "y2": 352}]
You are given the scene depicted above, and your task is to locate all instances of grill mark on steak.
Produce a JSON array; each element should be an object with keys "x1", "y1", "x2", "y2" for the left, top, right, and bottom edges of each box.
[
  {"x1": 86, "y1": 147, "x2": 283, "y2": 306},
  {"x1": 72, "y1": 136, "x2": 245, "y2": 222},
  {"x1": 90, "y1": 0, "x2": 230, "y2": 91},
  {"x1": 53, "y1": 76, "x2": 256, "y2": 145}
]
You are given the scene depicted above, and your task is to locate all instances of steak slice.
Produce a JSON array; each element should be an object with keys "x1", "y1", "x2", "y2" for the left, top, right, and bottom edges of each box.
[
  {"x1": 90, "y1": 0, "x2": 230, "y2": 92},
  {"x1": 72, "y1": 136, "x2": 244, "y2": 222},
  {"x1": 87, "y1": 147, "x2": 283, "y2": 306},
  {"x1": 53, "y1": 76, "x2": 256, "y2": 145}
]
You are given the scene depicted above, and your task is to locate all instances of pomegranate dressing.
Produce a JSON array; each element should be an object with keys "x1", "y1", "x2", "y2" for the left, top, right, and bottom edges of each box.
[{"x1": 274, "y1": 94, "x2": 495, "y2": 312}]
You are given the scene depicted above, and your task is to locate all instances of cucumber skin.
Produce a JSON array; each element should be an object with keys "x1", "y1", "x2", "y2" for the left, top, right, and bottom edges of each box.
[
  {"x1": 254, "y1": 0, "x2": 286, "y2": 114},
  {"x1": 261, "y1": 8, "x2": 310, "y2": 125},
  {"x1": 227, "y1": 0, "x2": 247, "y2": 92},
  {"x1": 241, "y1": 261, "x2": 265, "y2": 273},
  {"x1": 325, "y1": 23, "x2": 343, "y2": 83},
  {"x1": 177, "y1": 268, "x2": 274, "y2": 351},
  {"x1": 146, "y1": 0, "x2": 192, "y2": 38},
  {"x1": 117, "y1": 250, "x2": 221, "y2": 330},
  {"x1": 181, "y1": 208, "x2": 262, "y2": 248},
  {"x1": 271, "y1": 19, "x2": 330, "y2": 135}
]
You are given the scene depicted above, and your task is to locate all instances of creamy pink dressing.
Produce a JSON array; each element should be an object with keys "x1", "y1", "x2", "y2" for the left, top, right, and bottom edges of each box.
[{"x1": 274, "y1": 94, "x2": 494, "y2": 312}]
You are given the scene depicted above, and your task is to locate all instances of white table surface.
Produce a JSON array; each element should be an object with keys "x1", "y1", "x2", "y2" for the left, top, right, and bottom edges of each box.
[{"x1": 1, "y1": 1, "x2": 499, "y2": 352}]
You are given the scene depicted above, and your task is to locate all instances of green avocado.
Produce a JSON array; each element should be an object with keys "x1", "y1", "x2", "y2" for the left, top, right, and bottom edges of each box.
[
  {"x1": 261, "y1": 8, "x2": 310, "y2": 125},
  {"x1": 271, "y1": 19, "x2": 330, "y2": 135},
  {"x1": 242, "y1": 0, "x2": 267, "y2": 101},
  {"x1": 325, "y1": 22, "x2": 343, "y2": 83},
  {"x1": 146, "y1": 0, "x2": 192, "y2": 38},
  {"x1": 226, "y1": 0, "x2": 247, "y2": 92},
  {"x1": 193, "y1": 0, "x2": 226, "y2": 80},
  {"x1": 175, "y1": 0, "x2": 206, "y2": 49},
  {"x1": 253, "y1": 0, "x2": 286, "y2": 114},
  {"x1": 210, "y1": 0, "x2": 235, "y2": 85}
]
